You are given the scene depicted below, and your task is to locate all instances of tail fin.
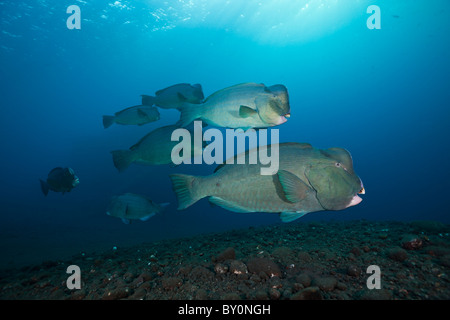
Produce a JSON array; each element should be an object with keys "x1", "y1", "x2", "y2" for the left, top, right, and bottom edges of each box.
[
  {"x1": 141, "y1": 95, "x2": 155, "y2": 106},
  {"x1": 111, "y1": 150, "x2": 134, "y2": 172},
  {"x1": 176, "y1": 103, "x2": 203, "y2": 127},
  {"x1": 40, "y1": 179, "x2": 49, "y2": 196},
  {"x1": 169, "y1": 174, "x2": 204, "y2": 210},
  {"x1": 102, "y1": 115, "x2": 115, "y2": 129}
]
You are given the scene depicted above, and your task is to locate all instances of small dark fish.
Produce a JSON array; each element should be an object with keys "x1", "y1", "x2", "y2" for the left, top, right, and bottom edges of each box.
[
  {"x1": 141, "y1": 83, "x2": 204, "y2": 109},
  {"x1": 40, "y1": 167, "x2": 79, "y2": 196}
]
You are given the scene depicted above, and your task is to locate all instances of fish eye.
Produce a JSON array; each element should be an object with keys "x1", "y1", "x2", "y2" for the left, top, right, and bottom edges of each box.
[{"x1": 335, "y1": 162, "x2": 341, "y2": 167}]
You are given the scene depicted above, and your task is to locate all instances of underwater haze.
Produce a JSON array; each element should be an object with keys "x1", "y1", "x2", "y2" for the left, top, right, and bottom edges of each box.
[{"x1": 0, "y1": 0, "x2": 449, "y2": 271}]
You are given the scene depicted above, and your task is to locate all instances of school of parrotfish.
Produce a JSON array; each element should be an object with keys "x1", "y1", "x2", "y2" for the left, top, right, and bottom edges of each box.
[{"x1": 40, "y1": 82, "x2": 365, "y2": 224}]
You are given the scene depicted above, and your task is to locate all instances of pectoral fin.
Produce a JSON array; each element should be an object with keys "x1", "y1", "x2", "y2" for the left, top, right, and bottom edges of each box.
[
  {"x1": 280, "y1": 211, "x2": 308, "y2": 223},
  {"x1": 140, "y1": 213, "x2": 155, "y2": 222},
  {"x1": 208, "y1": 196, "x2": 251, "y2": 213},
  {"x1": 239, "y1": 105, "x2": 258, "y2": 118},
  {"x1": 277, "y1": 170, "x2": 312, "y2": 203},
  {"x1": 177, "y1": 92, "x2": 187, "y2": 102},
  {"x1": 137, "y1": 108, "x2": 147, "y2": 118}
]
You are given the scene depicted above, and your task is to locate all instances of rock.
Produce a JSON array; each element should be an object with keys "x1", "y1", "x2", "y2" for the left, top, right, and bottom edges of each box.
[
  {"x1": 214, "y1": 263, "x2": 228, "y2": 274},
  {"x1": 350, "y1": 247, "x2": 362, "y2": 256},
  {"x1": 401, "y1": 234, "x2": 423, "y2": 250},
  {"x1": 246, "y1": 257, "x2": 281, "y2": 278},
  {"x1": 425, "y1": 246, "x2": 450, "y2": 257},
  {"x1": 387, "y1": 247, "x2": 408, "y2": 262},
  {"x1": 222, "y1": 292, "x2": 240, "y2": 300},
  {"x1": 213, "y1": 247, "x2": 236, "y2": 262},
  {"x1": 358, "y1": 289, "x2": 393, "y2": 300},
  {"x1": 269, "y1": 288, "x2": 281, "y2": 300},
  {"x1": 268, "y1": 276, "x2": 282, "y2": 289},
  {"x1": 191, "y1": 266, "x2": 214, "y2": 281},
  {"x1": 123, "y1": 271, "x2": 135, "y2": 283},
  {"x1": 438, "y1": 254, "x2": 450, "y2": 267},
  {"x1": 229, "y1": 260, "x2": 248, "y2": 275},
  {"x1": 253, "y1": 290, "x2": 268, "y2": 300},
  {"x1": 102, "y1": 287, "x2": 133, "y2": 300},
  {"x1": 162, "y1": 277, "x2": 182, "y2": 291},
  {"x1": 336, "y1": 282, "x2": 347, "y2": 291},
  {"x1": 410, "y1": 221, "x2": 448, "y2": 233},
  {"x1": 293, "y1": 282, "x2": 304, "y2": 292},
  {"x1": 195, "y1": 289, "x2": 208, "y2": 300},
  {"x1": 129, "y1": 287, "x2": 146, "y2": 300},
  {"x1": 272, "y1": 246, "x2": 295, "y2": 265},
  {"x1": 296, "y1": 273, "x2": 311, "y2": 287},
  {"x1": 297, "y1": 251, "x2": 312, "y2": 263},
  {"x1": 312, "y1": 276, "x2": 337, "y2": 292},
  {"x1": 347, "y1": 265, "x2": 361, "y2": 277},
  {"x1": 290, "y1": 286, "x2": 323, "y2": 300},
  {"x1": 136, "y1": 271, "x2": 152, "y2": 284},
  {"x1": 69, "y1": 289, "x2": 86, "y2": 300}
]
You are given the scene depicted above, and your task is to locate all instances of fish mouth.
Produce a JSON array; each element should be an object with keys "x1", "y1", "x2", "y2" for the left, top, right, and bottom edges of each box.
[
  {"x1": 277, "y1": 114, "x2": 289, "y2": 124},
  {"x1": 72, "y1": 177, "x2": 80, "y2": 187},
  {"x1": 347, "y1": 194, "x2": 363, "y2": 208},
  {"x1": 347, "y1": 185, "x2": 365, "y2": 208}
]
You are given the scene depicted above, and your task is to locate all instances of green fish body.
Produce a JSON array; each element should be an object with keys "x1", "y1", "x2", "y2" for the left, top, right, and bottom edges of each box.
[
  {"x1": 103, "y1": 105, "x2": 160, "y2": 128},
  {"x1": 141, "y1": 83, "x2": 204, "y2": 109},
  {"x1": 106, "y1": 193, "x2": 169, "y2": 224},
  {"x1": 111, "y1": 124, "x2": 202, "y2": 172},
  {"x1": 170, "y1": 143, "x2": 364, "y2": 222},
  {"x1": 177, "y1": 83, "x2": 291, "y2": 129}
]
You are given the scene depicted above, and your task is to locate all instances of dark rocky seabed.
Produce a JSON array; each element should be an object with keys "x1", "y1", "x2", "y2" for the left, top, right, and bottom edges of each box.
[{"x1": 1, "y1": 220, "x2": 449, "y2": 300}]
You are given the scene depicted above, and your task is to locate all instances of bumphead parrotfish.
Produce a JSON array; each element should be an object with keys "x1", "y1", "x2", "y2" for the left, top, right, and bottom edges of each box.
[
  {"x1": 169, "y1": 143, "x2": 365, "y2": 222},
  {"x1": 102, "y1": 105, "x2": 160, "y2": 129},
  {"x1": 141, "y1": 83, "x2": 204, "y2": 109},
  {"x1": 111, "y1": 124, "x2": 204, "y2": 172},
  {"x1": 106, "y1": 193, "x2": 169, "y2": 224},
  {"x1": 176, "y1": 82, "x2": 291, "y2": 129},
  {"x1": 40, "y1": 167, "x2": 80, "y2": 196}
]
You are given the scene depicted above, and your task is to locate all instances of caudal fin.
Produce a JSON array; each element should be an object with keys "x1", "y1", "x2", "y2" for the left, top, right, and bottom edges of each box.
[
  {"x1": 141, "y1": 95, "x2": 155, "y2": 106},
  {"x1": 176, "y1": 103, "x2": 202, "y2": 127},
  {"x1": 169, "y1": 174, "x2": 204, "y2": 210},
  {"x1": 40, "y1": 179, "x2": 49, "y2": 196},
  {"x1": 102, "y1": 115, "x2": 115, "y2": 129},
  {"x1": 111, "y1": 150, "x2": 134, "y2": 172}
]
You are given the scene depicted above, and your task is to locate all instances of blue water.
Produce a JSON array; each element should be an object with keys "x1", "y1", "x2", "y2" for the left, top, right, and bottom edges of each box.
[{"x1": 1, "y1": 0, "x2": 449, "y2": 269}]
